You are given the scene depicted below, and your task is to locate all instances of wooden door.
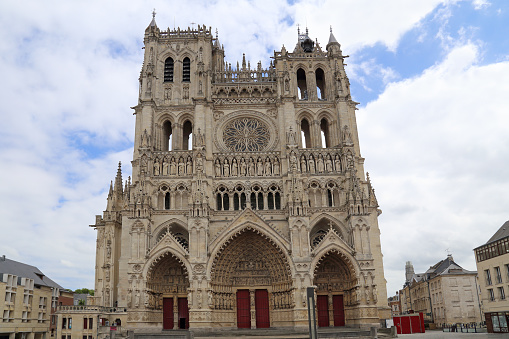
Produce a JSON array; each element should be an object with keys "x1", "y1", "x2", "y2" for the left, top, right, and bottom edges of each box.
[
  {"x1": 163, "y1": 298, "x2": 174, "y2": 330},
  {"x1": 317, "y1": 295, "x2": 329, "y2": 327},
  {"x1": 237, "y1": 289, "x2": 251, "y2": 328},
  {"x1": 177, "y1": 297, "x2": 189, "y2": 329},
  {"x1": 255, "y1": 289, "x2": 270, "y2": 328},
  {"x1": 332, "y1": 295, "x2": 345, "y2": 326}
]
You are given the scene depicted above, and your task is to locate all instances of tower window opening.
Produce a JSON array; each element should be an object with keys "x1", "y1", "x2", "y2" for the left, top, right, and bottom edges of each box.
[
  {"x1": 183, "y1": 57, "x2": 191, "y2": 82},
  {"x1": 250, "y1": 192, "x2": 256, "y2": 210},
  {"x1": 297, "y1": 68, "x2": 307, "y2": 100},
  {"x1": 165, "y1": 192, "x2": 171, "y2": 210},
  {"x1": 216, "y1": 194, "x2": 222, "y2": 210},
  {"x1": 316, "y1": 68, "x2": 326, "y2": 100},
  {"x1": 240, "y1": 193, "x2": 246, "y2": 210},
  {"x1": 182, "y1": 120, "x2": 193, "y2": 150},
  {"x1": 301, "y1": 119, "x2": 311, "y2": 148},
  {"x1": 164, "y1": 57, "x2": 174, "y2": 82},
  {"x1": 327, "y1": 190, "x2": 333, "y2": 207},
  {"x1": 320, "y1": 118, "x2": 330, "y2": 148},
  {"x1": 234, "y1": 193, "x2": 240, "y2": 211},
  {"x1": 162, "y1": 121, "x2": 173, "y2": 151},
  {"x1": 268, "y1": 192, "x2": 274, "y2": 210},
  {"x1": 257, "y1": 192, "x2": 264, "y2": 210},
  {"x1": 275, "y1": 192, "x2": 281, "y2": 209},
  {"x1": 223, "y1": 193, "x2": 229, "y2": 211}
]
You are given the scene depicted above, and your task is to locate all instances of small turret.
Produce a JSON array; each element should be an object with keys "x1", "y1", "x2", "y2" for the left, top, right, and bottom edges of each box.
[{"x1": 326, "y1": 26, "x2": 342, "y2": 56}]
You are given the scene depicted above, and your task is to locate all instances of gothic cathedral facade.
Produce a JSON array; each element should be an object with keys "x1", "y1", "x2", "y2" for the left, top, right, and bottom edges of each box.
[{"x1": 92, "y1": 16, "x2": 390, "y2": 331}]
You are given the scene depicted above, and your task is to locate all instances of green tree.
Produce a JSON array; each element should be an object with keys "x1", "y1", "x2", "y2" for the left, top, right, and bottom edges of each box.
[{"x1": 74, "y1": 288, "x2": 94, "y2": 296}]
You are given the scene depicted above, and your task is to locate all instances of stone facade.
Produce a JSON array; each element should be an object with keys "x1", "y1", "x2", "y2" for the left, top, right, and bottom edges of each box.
[
  {"x1": 90, "y1": 14, "x2": 390, "y2": 332},
  {"x1": 0, "y1": 256, "x2": 73, "y2": 339},
  {"x1": 399, "y1": 257, "x2": 481, "y2": 325},
  {"x1": 474, "y1": 221, "x2": 509, "y2": 333}
]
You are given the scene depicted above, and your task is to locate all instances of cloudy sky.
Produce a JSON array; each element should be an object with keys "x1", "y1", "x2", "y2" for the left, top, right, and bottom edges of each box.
[{"x1": 1, "y1": 0, "x2": 508, "y2": 298}]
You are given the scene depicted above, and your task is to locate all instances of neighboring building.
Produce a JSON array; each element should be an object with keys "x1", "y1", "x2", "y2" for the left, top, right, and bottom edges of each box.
[
  {"x1": 0, "y1": 255, "x2": 73, "y2": 339},
  {"x1": 399, "y1": 256, "x2": 481, "y2": 325},
  {"x1": 474, "y1": 221, "x2": 509, "y2": 333},
  {"x1": 65, "y1": 13, "x2": 391, "y2": 334},
  {"x1": 388, "y1": 293, "x2": 401, "y2": 317}
]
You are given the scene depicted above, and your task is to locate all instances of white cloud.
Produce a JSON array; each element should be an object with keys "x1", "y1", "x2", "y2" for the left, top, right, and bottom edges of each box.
[
  {"x1": 358, "y1": 42, "x2": 509, "y2": 295},
  {"x1": 0, "y1": 0, "x2": 465, "y2": 293}
]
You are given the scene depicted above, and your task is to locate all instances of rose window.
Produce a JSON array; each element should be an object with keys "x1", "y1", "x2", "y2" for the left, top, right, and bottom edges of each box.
[{"x1": 223, "y1": 118, "x2": 270, "y2": 152}]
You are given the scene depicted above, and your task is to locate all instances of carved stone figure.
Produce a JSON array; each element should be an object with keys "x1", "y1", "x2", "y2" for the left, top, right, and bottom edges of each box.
[
  {"x1": 170, "y1": 158, "x2": 176, "y2": 175},
  {"x1": 273, "y1": 157, "x2": 280, "y2": 176},
  {"x1": 300, "y1": 156, "x2": 307, "y2": 173},
  {"x1": 162, "y1": 158, "x2": 169, "y2": 175},
  {"x1": 264, "y1": 158, "x2": 271, "y2": 176},
  {"x1": 186, "y1": 157, "x2": 193, "y2": 174},
  {"x1": 256, "y1": 158, "x2": 264, "y2": 176},
  {"x1": 317, "y1": 155, "x2": 324, "y2": 173},
  {"x1": 309, "y1": 156, "x2": 315, "y2": 173},
  {"x1": 240, "y1": 158, "x2": 247, "y2": 176},
  {"x1": 215, "y1": 159, "x2": 222, "y2": 177},
  {"x1": 153, "y1": 160, "x2": 160, "y2": 176},
  {"x1": 178, "y1": 158, "x2": 185, "y2": 175},
  {"x1": 223, "y1": 159, "x2": 230, "y2": 177},
  {"x1": 231, "y1": 158, "x2": 238, "y2": 176},
  {"x1": 248, "y1": 158, "x2": 255, "y2": 176}
]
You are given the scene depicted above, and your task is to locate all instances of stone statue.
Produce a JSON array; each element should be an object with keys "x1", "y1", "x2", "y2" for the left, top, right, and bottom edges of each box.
[
  {"x1": 309, "y1": 156, "x2": 315, "y2": 173},
  {"x1": 256, "y1": 158, "x2": 264, "y2": 176},
  {"x1": 215, "y1": 159, "x2": 222, "y2": 177},
  {"x1": 170, "y1": 158, "x2": 176, "y2": 175},
  {"x1": 162, "y1": 158, "x2": 169, "y2": 175},
  {"x1": 223, "y1": 159, "x2": 230, "y2": 177},
  {"x1": 196, "y1": 154, "x2": 203, "y2": 173},
  {"x1": 186, "y1": 157, "x2": 193, "y2": 174},
  {"x1": 317, "y1": 155, "x2": 324, "y2": 173},
  {"x1": 153, "y1": 160, "x2": 160, "y2": 176},
  {"x1": 264, "y1": 158, "x2": 271, "y2": 176},
  {"x1": 248, "y1": 158, "x2": 255, "y2": 176},
  {"x1": 273, "y1": 157, "x2": 280, "y2": 175},
  {"x1": 334, "y1": 154, "x2": 341, "y2": 172},
  {"x1": 240, "y1": 158, "x2": 247, "y2": 176},
  {"x1": 231, "y1": 159, "x2": 238, "y2": 176},
  {"x1": 300, "y1": 156, "x2": 307, "y2": 173},
  {"x1": 178, "y1": 158, "x2": 185, "y2": 175}
]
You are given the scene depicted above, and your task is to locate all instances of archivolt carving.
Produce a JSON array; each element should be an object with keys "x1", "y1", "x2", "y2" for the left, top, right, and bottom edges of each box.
[
  {"x1": 145, "y1": 251, "x2": 190, "y2": 310},
  {"x1": 210, "y1": 229, "x2": 293, "y2": 310}
]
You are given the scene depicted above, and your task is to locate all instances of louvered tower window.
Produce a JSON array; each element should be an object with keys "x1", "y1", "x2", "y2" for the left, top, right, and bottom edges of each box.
[
  {"x1": 164, "y1": 57, "x2": 174, "y2": 82},
  {"x1": 182, "y1": 57, "x2": 190, "y2": 82}
]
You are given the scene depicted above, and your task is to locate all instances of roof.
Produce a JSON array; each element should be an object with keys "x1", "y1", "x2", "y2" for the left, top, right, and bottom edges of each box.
[
  {"x1": 486, "y1": 221, "x2": 509, "y2": 244},
  {"x1": 0, "y1": 256, "x2": 63, "y2": 289},
  {"x1": 408, "y1": 255, "x2": 476, "y2": 285}
]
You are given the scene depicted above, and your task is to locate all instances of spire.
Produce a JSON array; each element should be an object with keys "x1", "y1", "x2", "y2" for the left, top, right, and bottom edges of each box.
[
  {"x1": 114, "y1": 161, "x2": 123, "y2": 195},
  {"x1": 150, "y1": 8, "x2": 157, "y2": 27},
  {"x1": 328, "y1": 26, "x2": 338, "y2": 44}
]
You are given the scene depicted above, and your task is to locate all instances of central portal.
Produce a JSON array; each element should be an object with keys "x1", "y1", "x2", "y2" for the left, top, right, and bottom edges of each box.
[{"x1": 210, "y1": 228, "x2": 293, "y2": 328}]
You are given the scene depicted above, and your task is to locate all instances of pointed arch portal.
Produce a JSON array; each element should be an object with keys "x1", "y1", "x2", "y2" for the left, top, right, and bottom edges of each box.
[
  {"x1": 314, "y1": 250, "x2": 357, "y2": 327},
  {"x1": 146, "y1": 252, "x2": 190, "y2": 329},
  {"x1": 210, "y1": 229, "x2": 293, "y2": 328}
]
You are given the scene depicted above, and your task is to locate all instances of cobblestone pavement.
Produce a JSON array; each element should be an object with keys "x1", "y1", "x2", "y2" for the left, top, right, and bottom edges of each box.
[{"x1": 397, "y1": 330, "x2": 507, "y2": 339}]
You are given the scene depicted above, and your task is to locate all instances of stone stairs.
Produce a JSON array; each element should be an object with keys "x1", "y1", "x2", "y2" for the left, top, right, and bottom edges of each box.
[{"x1": 133, "y1": 327, "x2": 377, "y2": 339}]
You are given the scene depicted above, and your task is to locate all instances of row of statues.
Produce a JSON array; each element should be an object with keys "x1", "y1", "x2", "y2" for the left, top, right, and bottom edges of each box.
[
  {"x1": 215, "y1": 156, "x2": 280, "y2": 177},
  {"x1": 153, "y1": 156, "x2": 193, "y2": 176},
  {"x1": 289, "y1": 151, "x2": 353, "y2": 173}
]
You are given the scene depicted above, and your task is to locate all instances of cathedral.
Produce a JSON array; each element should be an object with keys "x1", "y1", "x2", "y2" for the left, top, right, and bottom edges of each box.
[{"x1": 92, "y1": 14, "x2": 390, "y2": 331}]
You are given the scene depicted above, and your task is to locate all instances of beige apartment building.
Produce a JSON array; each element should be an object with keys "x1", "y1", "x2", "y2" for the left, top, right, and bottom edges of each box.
[
  {"x1": 399, "y1": 256, "x2": 481, "y2": 326},
  {"x1": 0, "y1": 256, "x2": 73, "y2": 339},
  {"x1": 474, "y1": 221, "x2": 509, "y2": 333}
]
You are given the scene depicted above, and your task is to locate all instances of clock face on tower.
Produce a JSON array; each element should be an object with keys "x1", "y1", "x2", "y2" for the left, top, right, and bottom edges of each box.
[{"x1": 223, "y1": 118, "x2": 270, "y2": 152}]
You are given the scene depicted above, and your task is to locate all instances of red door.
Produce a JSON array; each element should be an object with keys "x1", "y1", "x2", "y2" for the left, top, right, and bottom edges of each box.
[
  {"x1": 177, "y1": 298, "x2": 189, "y2": 329},
  {"x1": 255, "y1": 289, "x2": 270, "y2": 328},
  {"x1": 317, "y1": 295, "x2": 329, "y2": 327},
  {"x1": 237, "y1": 289, "x2": 251, "y2": 328},
  {"x1": 163, "y1": 298, "x2": 174, "y2": 330},
  {"x1": 332, "y1": 295, "x2": 345, "y2": 326}
]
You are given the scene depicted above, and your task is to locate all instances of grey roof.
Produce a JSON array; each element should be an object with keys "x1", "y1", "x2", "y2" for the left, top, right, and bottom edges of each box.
[
  {"x1": 328, "y1": 31, "x2": 338, "y2": 44},
  {"x1": 0, "y1": 256, "x2": 63, "y2": 289},
  {"x1": 487, "y1": 221, "x2": 509, "y2": 244}
]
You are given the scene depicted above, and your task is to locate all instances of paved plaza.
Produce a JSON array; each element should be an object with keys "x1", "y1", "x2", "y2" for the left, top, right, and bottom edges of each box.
[{"x1": 397, "y1": 330, "x2": 507, "y2": 339}]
